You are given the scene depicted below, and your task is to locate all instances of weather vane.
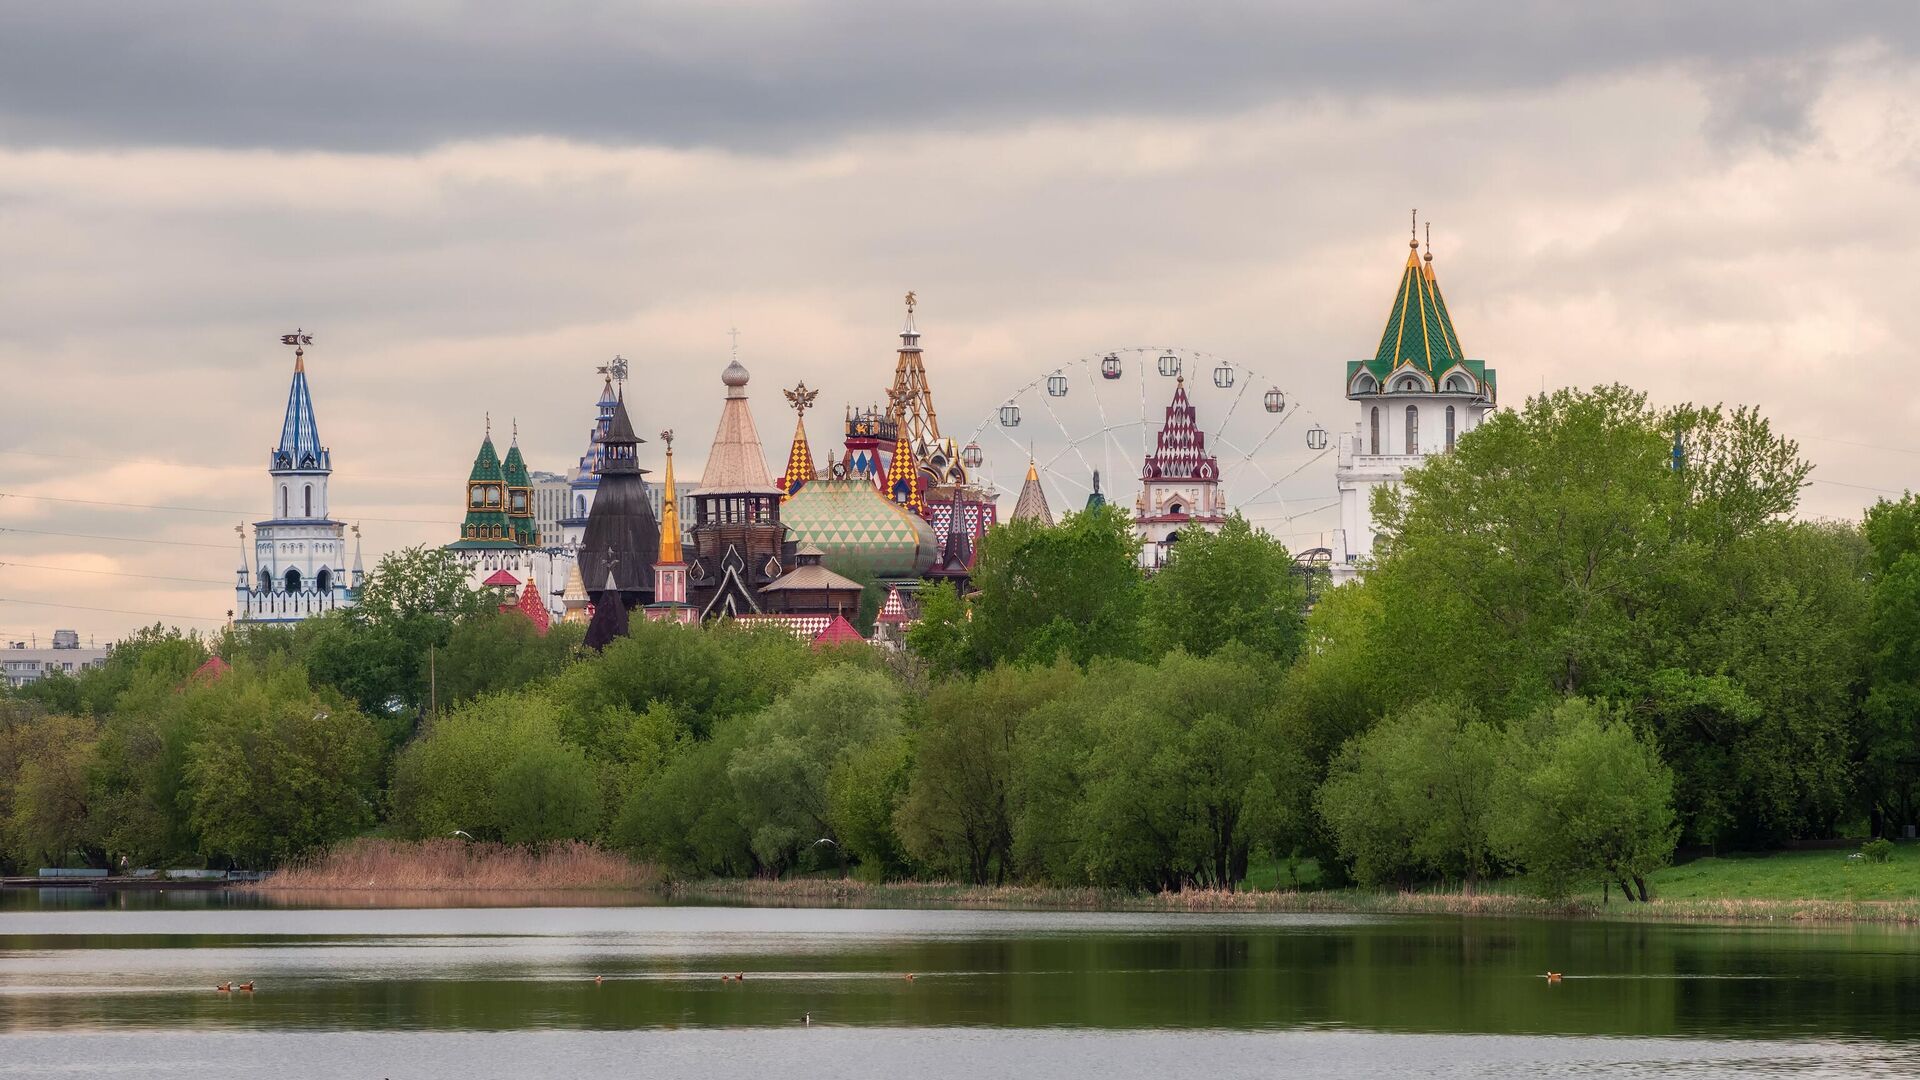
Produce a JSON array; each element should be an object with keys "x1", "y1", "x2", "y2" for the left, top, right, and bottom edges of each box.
[
  {"x1": 904, "y1": 290, "x2": 916, "y2": 314},
  {"x1": 784, "y1": 382, "x2": 819, "y2": 415},
  {"x1": 599, "y1": 355, "x2": 629, "y2": 384},
  {"x1": 279, "y1": 329, "x2": 313, "y2": 348},
  {"x1": 660, "y1": 429, "x2": 674, "y2": 448}
]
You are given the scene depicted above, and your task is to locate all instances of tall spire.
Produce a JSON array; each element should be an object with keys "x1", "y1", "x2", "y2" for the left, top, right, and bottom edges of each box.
[
  {"x1": 780, "y1": 382, "x2": 820, "y2": 500},
  {"x1": 273, "y1": 333, "x2": 327, "y2": 473},
  {"x1": 886, "y1": 290, "x2": 947, "y2": 473},
  {"x1": 885, "y1": 388, "x2": 922, "y2": 514},
  {"x1": 657, "y1": 430, "x2": 682, "y2": 564}
]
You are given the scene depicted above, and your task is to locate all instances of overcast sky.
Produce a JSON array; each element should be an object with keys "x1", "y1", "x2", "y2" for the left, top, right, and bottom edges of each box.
[{"x1": 2, "y1": 1, "x2": 1917, "y2": 642}]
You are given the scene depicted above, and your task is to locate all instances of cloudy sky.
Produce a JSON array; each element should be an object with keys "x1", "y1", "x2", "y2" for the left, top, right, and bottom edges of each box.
[{"x1": 2, "y1": 1, "x2": 1917, "y2": 642}]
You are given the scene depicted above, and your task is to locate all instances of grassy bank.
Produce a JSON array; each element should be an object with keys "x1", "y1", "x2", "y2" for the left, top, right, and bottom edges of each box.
[
  {"x1": 249, "y1": 839, "x2": 1920, "y2": 925},
  {"x1": 667, "y1": 876, "x2": 1920, "y2": 924},
  {"x1": 253, "y1": 839, "x2": 659, "y2": 892}
]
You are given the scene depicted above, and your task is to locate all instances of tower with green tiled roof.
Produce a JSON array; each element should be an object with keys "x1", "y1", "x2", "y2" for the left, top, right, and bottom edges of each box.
[
  {"x1": 452, "y1": 422, "x2": 517, "y2": 549},
  {"x1": 1333, "y1": 218, "x2": 1499, "y2": 584},
  {"x1": 501, "y1": 424, "x2": 539, "y2": 548}
]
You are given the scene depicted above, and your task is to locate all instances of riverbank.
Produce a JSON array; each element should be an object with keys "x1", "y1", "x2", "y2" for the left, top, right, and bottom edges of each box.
[
  {"x1": 246, "y1": 839, "x2": 1920, "y2": 925},
  {"x1": 666, "y1": 877, "x2": 1920, "y2": 924}
]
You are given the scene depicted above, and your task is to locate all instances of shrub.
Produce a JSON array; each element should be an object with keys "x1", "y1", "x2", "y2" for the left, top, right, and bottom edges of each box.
[{"x1": 1861, "y1": 837, "x2": 1895, "y2": 864}]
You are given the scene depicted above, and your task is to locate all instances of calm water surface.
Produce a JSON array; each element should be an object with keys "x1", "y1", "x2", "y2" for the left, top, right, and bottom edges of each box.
[{"x1": 2, "y1": 890, "x2": 1916, "y2": 1078}]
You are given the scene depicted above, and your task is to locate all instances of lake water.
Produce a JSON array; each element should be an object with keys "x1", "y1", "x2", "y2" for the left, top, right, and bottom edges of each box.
[{"x1": 2, "y1": 890, "x2": 1917, "y2": 1078}]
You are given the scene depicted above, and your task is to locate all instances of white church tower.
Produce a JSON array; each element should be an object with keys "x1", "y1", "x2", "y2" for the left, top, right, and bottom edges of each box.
[
  {"x1": 235, "y1": 333, "x2": 360, "y2": 623},
  {"x1": 1332, "y1": 223, "x2": 1497, "y2": 583}
]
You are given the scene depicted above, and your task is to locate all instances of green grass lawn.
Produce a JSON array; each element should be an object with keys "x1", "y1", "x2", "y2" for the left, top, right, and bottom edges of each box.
[
  {"x1": 1646, "y1": 844, "x2": 1920, "y2": 902},
  {"x1": 1242, "y1": 844, "x2": 1920, "y2": 905}
]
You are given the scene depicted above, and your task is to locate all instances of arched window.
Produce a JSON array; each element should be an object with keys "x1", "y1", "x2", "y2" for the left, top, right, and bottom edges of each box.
[
  {"x1": 1445, "y1": 406, "x2": 1457, "y2": 450},
  {"x1": 284, "y1": 567, "x2": 301, "y2": 593},
  {"x1": 281, "y1": 485, "x2": 289, "y2": 518},
  {"x1": 1446, "y1": 374, "x2": 1473, "y2": 393},
  {"x1": 303, "y1": 484, "x2": 312, "y2": 517},
  {"x1": 316, "y1": 568, "x2": 332, "y2": 593},
  {"x1": 1369, "y1": 407, "x2": 1380, "y2": 454},
  {"x1": 1405, "y1": 405, "x2": 1419, "y2": 453}
]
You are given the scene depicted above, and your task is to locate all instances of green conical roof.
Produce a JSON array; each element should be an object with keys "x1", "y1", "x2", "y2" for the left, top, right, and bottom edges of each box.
[
  {"x1": 502, "y1": 441, "x2": 531, "y2": 488},
  {"x1": 468, "y1": 435, "x2": 505, "y2": 482},
  {"x1": 1373, "y1": 242, "x2": 1463, "y2": 377},
  {"x1": 1346, "y1": 238, "x2": 1497, "y2": 401}
]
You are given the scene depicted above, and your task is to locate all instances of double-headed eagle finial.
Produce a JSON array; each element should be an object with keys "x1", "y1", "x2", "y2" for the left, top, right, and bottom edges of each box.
[{"x1": 785, "y1": 382, "x2": 819, "y2": 415}]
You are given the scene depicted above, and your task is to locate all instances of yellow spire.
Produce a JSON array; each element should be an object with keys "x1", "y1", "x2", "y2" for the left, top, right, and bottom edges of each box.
[
  {"x1": 780, "y1": 382, "x2": 820, "y2": 500},
  {"x1": 657, "y1": 429, "x2": 682, "y2": 564}
]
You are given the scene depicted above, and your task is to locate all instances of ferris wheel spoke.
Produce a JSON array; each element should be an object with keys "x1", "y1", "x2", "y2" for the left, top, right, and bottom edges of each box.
[
  {"x1": 1039, "y1": 381, "x2": 1097, "y2": 484},
  {"x1": 1239, "y1": 445, "x2": 1333, "y2": 505}
]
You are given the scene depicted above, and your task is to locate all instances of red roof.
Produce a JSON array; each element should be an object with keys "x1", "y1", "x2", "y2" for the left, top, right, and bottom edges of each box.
[
  {"x1": 190, "y1": 656, "x2": 231, "y2": 683},
  {"x1": 876, "y1": 586, "x2": 908, "y2": 624},
  {"x1": 482, "y1": 569, "x2": 521, "y2": 587},
  {"x1": 811, "y1": 614, "x2": 865, "y2": 649},
  {"x1": 513, "y1": 575, "x2": 551, "y2": 635}
]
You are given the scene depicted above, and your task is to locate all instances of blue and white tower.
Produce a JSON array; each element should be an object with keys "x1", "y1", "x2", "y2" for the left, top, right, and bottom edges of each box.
[
  {"x1": 236, "y1": 333, "x2": 359, "y2": 623},
  {"x1": 558, "y1": 366, "x2": 623, "y2": 549}
]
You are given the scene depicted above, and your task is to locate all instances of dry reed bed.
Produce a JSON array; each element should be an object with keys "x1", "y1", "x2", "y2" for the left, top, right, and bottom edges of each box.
[{"x1": 253, "y1": 839, "x2": 659, "y2": 892}]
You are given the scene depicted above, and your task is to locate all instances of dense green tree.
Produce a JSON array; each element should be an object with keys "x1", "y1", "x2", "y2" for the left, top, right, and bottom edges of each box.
[
  {"x1": 611, "y1": 715, "x2": 755, "y2": 876},
  {"x1": 727, "y1": 667, "x2": 904, "y2": 873},
  {"x1": 1862, "y1": 494, "x2": 1920, "y2": 837},
  {"x1": 1, "y1": 709, "x2": 100, "y2": 868},
  {"x1": 1316, "y1": 700, "x2": 1504, "y2": 890},
  {"x1": 1142, "y1": 514, "x2": 1307, "y2": 662},
  {"x1": 1071, "y1": 651, "x2": 1307, "y2": 890},
  {"x1": 895, "y1": 662, "x2": 1082, "y2": 883},
  {"x1": 436, "y1": 612, "x2": 583, "y2": 706},
  {"x1": 550, "y1": 620, "x2": 831, "y2": 740},
  {"x1": 967, "y1": 504, "x2": 1146, "y2": 669},
  {"x1": 826, "y1": 734, "x2": 912, "y2": 880},
  {"x1": 494, "y1": 741, "x2": 601, "y2": 844},
  {"x1": 389, "y1": 692, "x2": 575, "y2": 841},
  {"x1": 182, "y1": 663, "x2": 381, "y2": 866},
  {"x1": 904, "y1": 580, "x2": 977, "y2": 679},
  {"x1": 1494, "y1": 698, "x2": 1678, "y2": 900},
  {"x1": 333, "y1": 546, "x2": 492, "y2": 715}
]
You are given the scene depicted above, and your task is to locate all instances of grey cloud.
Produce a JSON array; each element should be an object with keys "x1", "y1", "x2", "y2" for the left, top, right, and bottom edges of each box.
[{"x1": 0, "y1": 1, "x2": 1911, "y2": 152}]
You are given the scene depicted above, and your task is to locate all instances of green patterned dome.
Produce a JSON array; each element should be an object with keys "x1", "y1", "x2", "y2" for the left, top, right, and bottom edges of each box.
[{"x1": 780, "y1": 477, "x2": 938, "y2": 578}]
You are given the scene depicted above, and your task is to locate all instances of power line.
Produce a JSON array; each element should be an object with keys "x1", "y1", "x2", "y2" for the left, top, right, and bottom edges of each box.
[
  {"x1": 0, "y1": 526, "x2": 234, "y2": 550},
  {"x1": 0, "y1": 447, "x2": 457, "y2": 484},
  {"x1": 0, "y1": 597, "x2": 226, "y2": 624},
  {"x1": 0, "y1": 491, "x2": 458, "y2": 527},
  {"x1": 1808, "y1": 477, "x2": 1911, "y2": 498},
  {"x1": 0, "y1": 561, "x2": 232, "y2": 586}
]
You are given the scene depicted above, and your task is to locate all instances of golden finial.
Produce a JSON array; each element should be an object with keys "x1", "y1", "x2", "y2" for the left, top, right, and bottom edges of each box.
[
  {"x1": 1424, "y1": 221, "x2": 1433, "y2": 264},
  {"x1": 784, "y1": 382, "x2": 819, "y2": 414},
  {"x1": 1410, "y1": 208, "x2": 1419, "y2": 248},
  {"x1": 904, "y1": 290, "x2": 917, "y2": 313}
]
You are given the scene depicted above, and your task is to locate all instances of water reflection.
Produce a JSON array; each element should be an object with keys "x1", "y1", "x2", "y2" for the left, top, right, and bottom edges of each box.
[{"x1": 1, "y1": 895, "x2": 1917, "y2": 1077}]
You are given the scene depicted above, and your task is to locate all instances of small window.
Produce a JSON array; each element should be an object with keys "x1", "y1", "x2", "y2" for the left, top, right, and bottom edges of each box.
[
  {"x1": 281, "y1": 486, "x2": 289, "y2": 518},
  {"x1": 1369, "y1": 407, "x2": 1380, "y2": 454},
  {"x1": 1445, "y1": 406, "x2": 1457, "y2": 450},
  {"x1": 1405, "y1": 405, "x2": 1419, "y2": 453},
  {"x1": 303, "y1": 484, "x2": 312, "y2": 517}
]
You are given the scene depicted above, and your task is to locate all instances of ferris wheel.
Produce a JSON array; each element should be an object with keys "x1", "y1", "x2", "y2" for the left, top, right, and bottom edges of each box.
[{"x1": 961, "y1": 347, "x2": 1338, "y2": 535}]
